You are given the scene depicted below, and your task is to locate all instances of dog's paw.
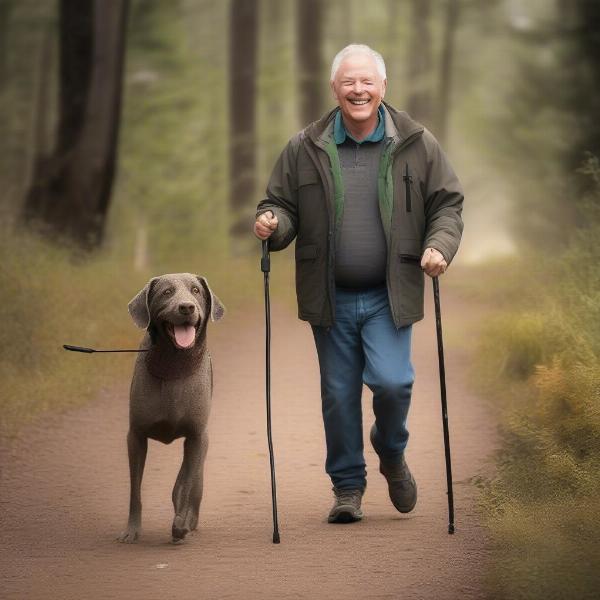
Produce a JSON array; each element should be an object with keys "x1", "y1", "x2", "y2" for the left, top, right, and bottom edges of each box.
[
  {"x1": 117, "y1": 527, "x2": 140, "y2": 543},
  {"x1": 171, "y1": 515, "x2": 190, "y2": 543}
]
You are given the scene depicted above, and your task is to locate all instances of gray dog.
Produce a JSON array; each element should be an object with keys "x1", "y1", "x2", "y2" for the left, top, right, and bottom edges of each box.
[{"x1": 117, "y1": 273, "x2": 225, "y2": 544}]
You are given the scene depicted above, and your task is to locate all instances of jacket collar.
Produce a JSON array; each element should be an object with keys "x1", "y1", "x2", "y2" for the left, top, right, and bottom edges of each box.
[{"x1": 307, "y1": 100, "x2": 424, "y2": 148}]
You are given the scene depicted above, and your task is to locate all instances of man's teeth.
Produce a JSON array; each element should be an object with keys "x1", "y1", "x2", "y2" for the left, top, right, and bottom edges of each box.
[{"x1": 349, "y1": 99, "x2": 369, "y2": 105}]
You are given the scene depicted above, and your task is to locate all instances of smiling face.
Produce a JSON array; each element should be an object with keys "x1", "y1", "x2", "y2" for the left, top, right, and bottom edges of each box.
[
  {"x1": 331, "y1": 52, "x2": 387, "y2": 138},
  {"x1": 148, "y1": 274, "x2": 206, "y2": 350}
]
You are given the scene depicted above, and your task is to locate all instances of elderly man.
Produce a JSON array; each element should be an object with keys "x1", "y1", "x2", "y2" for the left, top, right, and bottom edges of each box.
[{"x1": 254, "y1": 44, "x2": 463, "y2": 523}]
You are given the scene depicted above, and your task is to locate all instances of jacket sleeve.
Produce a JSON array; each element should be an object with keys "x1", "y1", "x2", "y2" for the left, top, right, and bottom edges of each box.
[
  {"x1": 256, "y1": 134, "x2": 301, "y2": 251},
  {"x1": 422, "y1": 129, "x2": 464, "y2": 265}
]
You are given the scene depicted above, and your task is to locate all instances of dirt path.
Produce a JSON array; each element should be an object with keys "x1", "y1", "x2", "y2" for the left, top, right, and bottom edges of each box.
[{"x1": 1, "y1": 285, "x2": 496, "y2": 600}]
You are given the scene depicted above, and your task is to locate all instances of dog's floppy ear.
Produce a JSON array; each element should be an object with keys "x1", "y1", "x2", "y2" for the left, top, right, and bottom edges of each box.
[
  {"x1": 196, "y1": 276, "x2": 225, "y2": 322},
  {"x1": 128, "y1": 277, "x2": 158, "y2": 329}
]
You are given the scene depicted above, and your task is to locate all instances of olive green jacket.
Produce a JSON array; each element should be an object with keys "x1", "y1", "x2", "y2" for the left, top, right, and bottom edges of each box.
[{"x1": 256, "y1": 101, "x2": 464, "y2": 328}]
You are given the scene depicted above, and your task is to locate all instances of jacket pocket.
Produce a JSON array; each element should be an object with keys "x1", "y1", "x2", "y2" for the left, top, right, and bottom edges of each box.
[
  {"x1": 403, "y1": 162, "x2": 412, "y2": 212},
  {"x1": 399, "y1": 253, "x2": 421, "y2": 266},
  {"x1": 295, "y1": 244, "x2": 319, "y2": 260},
  {"x1": 295, "y1": 244, "x2": 323, "y2": 317},
  {"x1": 297, "y1": 170, "x2": 323, "y2": 223},
  {"x1": 297, "y1": 169, "x2": 320, "y2": 188},
  {"x1": 392, "y1": 241, "x2": 425, "y2": 317}
]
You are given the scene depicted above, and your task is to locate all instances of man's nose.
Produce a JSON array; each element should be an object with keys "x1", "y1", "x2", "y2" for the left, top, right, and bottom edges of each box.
[{"x1": 352, "y1": 81, "x2": 364, "y2": 94}]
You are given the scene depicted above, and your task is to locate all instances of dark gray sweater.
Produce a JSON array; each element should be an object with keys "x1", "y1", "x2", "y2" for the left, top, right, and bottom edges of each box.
[{"x1": 335, "y1": 138, "x2": 387, "y2": 289}]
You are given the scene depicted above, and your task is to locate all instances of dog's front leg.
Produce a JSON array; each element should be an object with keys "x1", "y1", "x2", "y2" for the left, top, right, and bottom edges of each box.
[
  {"x1": 117, "y1": 430, "x2": 148, "y2": 543},
  {"x1": 171, "y1": 433, "x2": 207, "y2": 542}
]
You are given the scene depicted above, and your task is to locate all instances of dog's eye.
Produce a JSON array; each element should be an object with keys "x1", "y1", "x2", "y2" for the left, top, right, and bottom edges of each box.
[
  {"x1": 163, "y1": 288, "x2": 173, "y2": 296},
  {"x1": 191, "y1": 286, "x2": 200, "y2": 294}
]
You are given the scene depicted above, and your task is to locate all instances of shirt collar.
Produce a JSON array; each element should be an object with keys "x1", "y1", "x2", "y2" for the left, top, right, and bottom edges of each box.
[{"x1": 334, "y1": 105, "x2": 386, "y2": 145}]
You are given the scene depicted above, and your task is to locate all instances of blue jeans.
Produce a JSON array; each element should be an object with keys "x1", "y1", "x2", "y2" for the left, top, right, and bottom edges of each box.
[{"x1": 311, "y1": 285, "x2": 414, "y2": 491}]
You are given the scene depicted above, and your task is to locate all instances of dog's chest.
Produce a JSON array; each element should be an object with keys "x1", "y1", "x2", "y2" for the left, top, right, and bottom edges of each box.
[{"x1": 130, "y1": 369, "x2": 211, "y2": 442}]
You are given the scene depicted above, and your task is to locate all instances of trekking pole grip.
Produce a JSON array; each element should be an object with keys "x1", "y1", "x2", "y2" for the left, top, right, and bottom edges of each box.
[{"x1": 261, "y1": 239, "x2": 270, "y2": 273}]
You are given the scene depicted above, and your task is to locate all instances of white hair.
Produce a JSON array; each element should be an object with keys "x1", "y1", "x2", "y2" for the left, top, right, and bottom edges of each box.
[{"x1": 330, "y1": 44, "x2": 387, "y2": 81}]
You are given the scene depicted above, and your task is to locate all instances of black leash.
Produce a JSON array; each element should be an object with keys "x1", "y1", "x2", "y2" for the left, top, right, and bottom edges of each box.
[
  {"x1": 63, "y1": 345, "x2": 149, "y2": 353},
  {"x1": 261, "y1": 239, "x2": 280, "y2": 544},
  {"x1": 432, "y1": 276, "x2": 455, "y2": 534}
]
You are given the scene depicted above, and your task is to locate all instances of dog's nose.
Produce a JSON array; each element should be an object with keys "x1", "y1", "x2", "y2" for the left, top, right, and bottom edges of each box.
[{"x1": 179, "y1": 303, "x2": 196, "y2": 315}]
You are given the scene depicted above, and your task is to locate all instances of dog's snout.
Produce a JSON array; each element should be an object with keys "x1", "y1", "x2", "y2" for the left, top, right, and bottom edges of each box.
[{"x1": 179, "y1": 302, "x2": 196, "y2": 316}]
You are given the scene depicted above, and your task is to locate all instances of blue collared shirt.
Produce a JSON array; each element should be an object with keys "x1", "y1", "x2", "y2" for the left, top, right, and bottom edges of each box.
[{"x1": 333, "y1": 105, "x2": 386, "y2": 145}]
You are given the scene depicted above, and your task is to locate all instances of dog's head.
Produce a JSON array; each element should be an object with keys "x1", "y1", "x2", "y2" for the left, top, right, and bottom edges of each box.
[{"x1": 128, "y1": 273, "x2": 225, "y2": 349}]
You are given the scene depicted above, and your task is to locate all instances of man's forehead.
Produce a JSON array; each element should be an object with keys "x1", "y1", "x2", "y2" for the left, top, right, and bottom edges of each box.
[{"x1": 336, "y1": 53, "x2": 379, "y2": 76}]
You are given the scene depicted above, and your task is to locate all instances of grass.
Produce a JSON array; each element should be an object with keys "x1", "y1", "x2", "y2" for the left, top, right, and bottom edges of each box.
[
  {"x1": 466, "y1": 164, "x2": 600, "y2": 599},
  {"x1": 0, "y1": 224, "x2": 286, "y2": 437}
]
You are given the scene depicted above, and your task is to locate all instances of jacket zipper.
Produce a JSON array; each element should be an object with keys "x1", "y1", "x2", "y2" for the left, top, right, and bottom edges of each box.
[{"x1": 403, "y1": 162, "x2": 412, "y2": 212}]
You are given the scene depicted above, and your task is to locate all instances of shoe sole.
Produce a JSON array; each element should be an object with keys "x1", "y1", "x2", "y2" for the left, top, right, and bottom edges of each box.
[{"x1": 328, "y1": 506, "x2": 363, "y2": 523}]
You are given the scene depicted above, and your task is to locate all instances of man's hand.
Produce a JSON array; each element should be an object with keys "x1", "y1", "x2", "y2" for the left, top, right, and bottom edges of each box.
[
  {"x1": 254, "y1": 211, "x2": 279, "y2": 240},
  {"x1": 421, "y1": 247, "x2": 447, "y2": 277}
]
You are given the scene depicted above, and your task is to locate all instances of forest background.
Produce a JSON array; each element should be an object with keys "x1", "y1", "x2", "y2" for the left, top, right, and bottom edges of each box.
[{"x1": 1, "y1": 1, "x2": 599, "y2": 598}]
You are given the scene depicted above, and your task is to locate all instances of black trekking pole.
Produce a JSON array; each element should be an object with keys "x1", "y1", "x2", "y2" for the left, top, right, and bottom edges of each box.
[
  {"x1": 261, "y1": 239, "x2": 281, "y2": 544},
  {"x1": 432, "y1": 276, "x2": 455, "y2": 534}
]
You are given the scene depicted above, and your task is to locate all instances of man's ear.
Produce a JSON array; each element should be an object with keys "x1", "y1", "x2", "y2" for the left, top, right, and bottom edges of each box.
[
  {"x1": 330, "y1": 80, "x2": 338, "y2": 102},
  {"x1": 128, "y1": 277, "x2": 158, "y2": 329},
  {"x1": 196, "y1": 276, "x2": 225, "y2": 322},
  {"x1": 381, "y1": 78, "x2": 387, "y2": 99}
]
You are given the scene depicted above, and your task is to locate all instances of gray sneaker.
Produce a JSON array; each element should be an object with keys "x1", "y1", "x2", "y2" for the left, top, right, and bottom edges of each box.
[
  {"x1": 371, "y1": 425, "x2": 417, "y2": 513},
  {"x1": 379, "y1": 454, "x2": 417, "y2": 513},
  {"x1": 328, "y1": 487, "x2": 364, "y2": 523}
]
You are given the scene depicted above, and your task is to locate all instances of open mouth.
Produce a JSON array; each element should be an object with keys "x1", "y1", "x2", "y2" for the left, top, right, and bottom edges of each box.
[
  {"x1": 164, "y1": 322, "x2": 198, "y2": 349},
  {"x1": 348, "y1": 98, "x2": 370, "y2": 105}
]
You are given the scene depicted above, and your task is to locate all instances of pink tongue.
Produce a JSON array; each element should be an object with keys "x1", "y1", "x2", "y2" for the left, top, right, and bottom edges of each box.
[{"x1": 174, "y1": 325, "x2": 195, "y2": 348}]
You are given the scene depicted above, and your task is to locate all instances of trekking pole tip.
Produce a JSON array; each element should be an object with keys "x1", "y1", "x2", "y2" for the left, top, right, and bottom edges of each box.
[
  {"x1": 448, "y1": 523, "x2": 455, "y2": 534},
  {"x1": 273, "y1": 531, "x2": 280, "y2": 544}
]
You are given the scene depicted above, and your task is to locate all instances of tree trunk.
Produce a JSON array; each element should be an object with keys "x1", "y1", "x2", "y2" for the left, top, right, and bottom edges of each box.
[
  {"x1": 436, "y1": 0, "x2": 460, "y2": 146},
  {"x1": 296, "y1": 0, "x2": 324, "y2": 126},
  {"x1": 229, "y1": 0, "x2": 258, "y2": 240},
  {"x1": 0, "y1": 0, "x2": 15, "y2": 86},
  {"x1": 406, "y1": 0, "x2": 433, "y2": 126},
  {"x1": 24, "y1": 18, "x2": 55, "y2": 207},
  {"x1": 21, "y1": 0, "x2": 129, "y2": 249}
]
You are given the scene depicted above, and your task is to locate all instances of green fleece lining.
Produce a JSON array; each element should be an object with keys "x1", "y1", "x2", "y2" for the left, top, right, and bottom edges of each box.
[
  {"x1": 377, "y1": 140, "x2": 394, "y2": 247},
  {"x1": 324, "y1": 138, "x2": 345, "y2": 230}
]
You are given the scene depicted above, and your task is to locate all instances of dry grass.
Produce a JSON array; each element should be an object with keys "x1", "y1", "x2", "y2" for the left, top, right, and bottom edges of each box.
[
  {"x1": 0, "y1": 226, "x2": 282, "y2": 436},
  {"x1": 468, "y1": 215, "x2": 600, "y2": 598}
]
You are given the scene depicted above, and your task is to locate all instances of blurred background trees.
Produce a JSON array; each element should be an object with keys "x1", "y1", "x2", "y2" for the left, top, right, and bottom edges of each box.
[
  {"x1": 0, "y1": 0, "x2": 510, "y2": 261},
  {"x1": 20, "y1": 0, "x2": 129, "y2": 249},
  {"x1": 3, "y1": 0, "x2": 597, "y2": 262}
]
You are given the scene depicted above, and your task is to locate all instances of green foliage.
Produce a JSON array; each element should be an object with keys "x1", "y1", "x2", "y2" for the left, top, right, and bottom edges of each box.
[
  {"x1": 0, "y1": 227, "x2": 135, "y2": 434},
  {"x1": 114, "y1": 0, "x2": 231, "y2": 270},
  {"x1": 473, "y1": 162, "x2": 600, "y2": 599},
  {"x1": 0, "y1": 222, "x2": 265, "y2": 436}
]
